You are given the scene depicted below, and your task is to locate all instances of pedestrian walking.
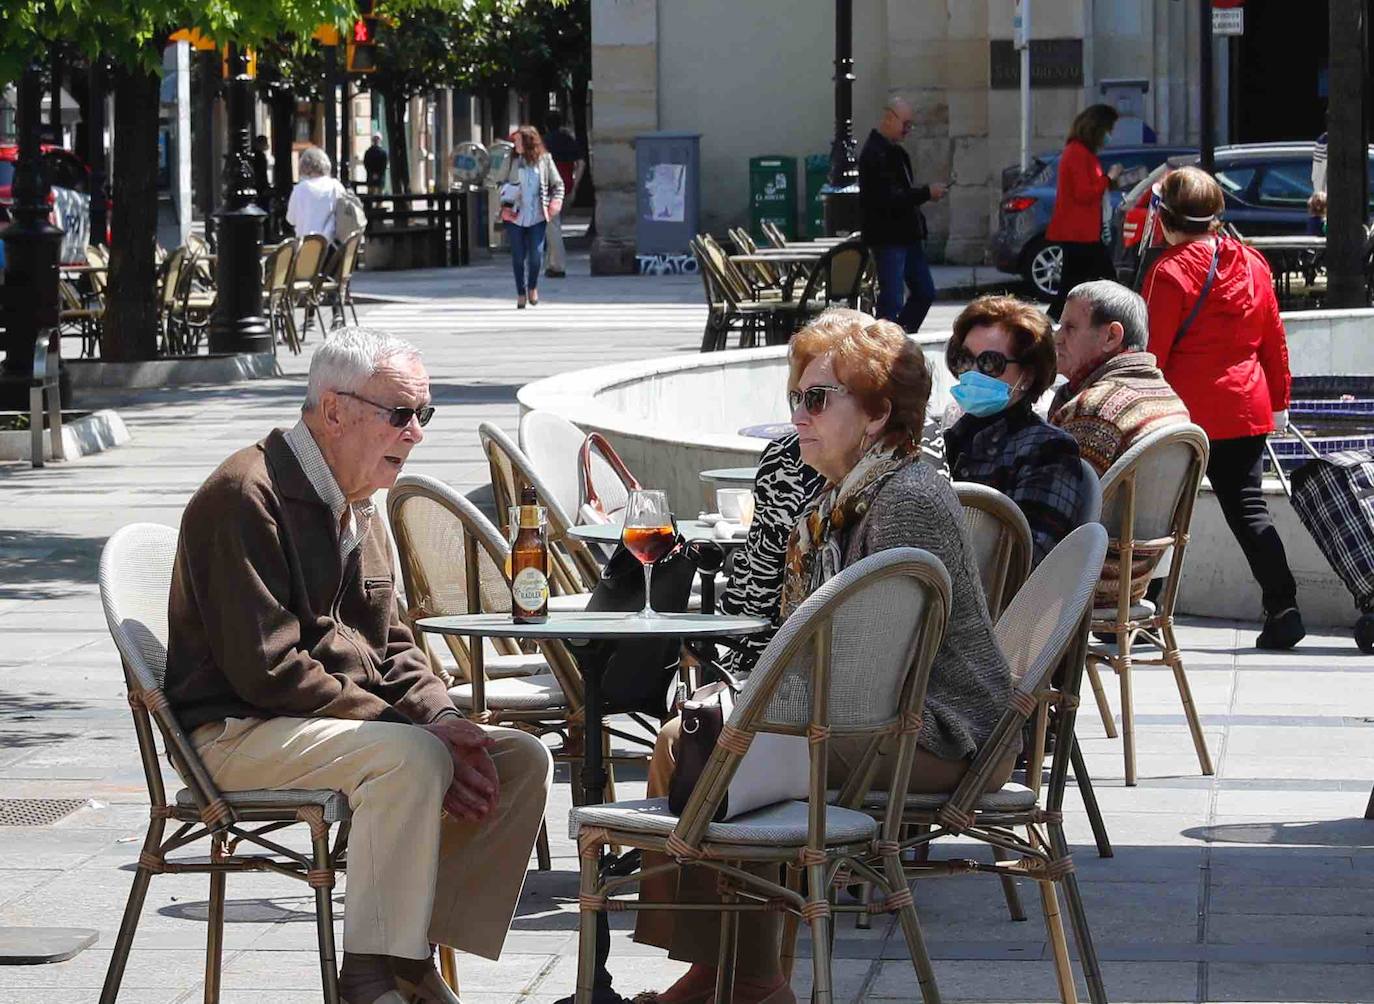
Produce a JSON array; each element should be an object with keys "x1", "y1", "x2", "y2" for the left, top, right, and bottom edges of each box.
[
  {"x1": 541, "y1": 112, "x2": 585, "y2": 278},
  {"x1": 364, "y1": 132, "x2": 388, "y2": 195},
  {"x1": 494, "y1": 125, "x2": 564, "y2": 309},
  {"x1": 1142, "y1": 166, "x2": 1304, "y2": 650},
  {"x1": 858, "y1": 96, "x2": 947, "y2": 333},
  {"x1": 1045, "y1": 104, "x2": 1123, "y2": 320}
]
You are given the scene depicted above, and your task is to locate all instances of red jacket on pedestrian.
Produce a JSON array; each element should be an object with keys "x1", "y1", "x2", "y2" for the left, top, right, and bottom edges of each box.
[
  {"x1": 1046, "y1": 139, "x2": 1110, "y2": 243},
  {"x1": 1142, "y1": 236, "x2": 1291, "y2": 441}
]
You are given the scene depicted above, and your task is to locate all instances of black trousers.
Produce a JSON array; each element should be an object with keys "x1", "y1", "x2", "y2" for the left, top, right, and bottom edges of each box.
[
  {"x1": 1206, "y1": 435, "x2": 1298, "y2": 613},
  {"x1": 1048, "y1": 240, "x2": 1116, "y2": 320}
]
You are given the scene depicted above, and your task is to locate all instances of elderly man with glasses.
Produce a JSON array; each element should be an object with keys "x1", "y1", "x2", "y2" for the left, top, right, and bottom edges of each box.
[
  {"x1": 164, "y1": 328, "x2": 552, "y2": 1004},
  {"x1": 858, "y1": 95, "x2": 948, "y2": 334}
]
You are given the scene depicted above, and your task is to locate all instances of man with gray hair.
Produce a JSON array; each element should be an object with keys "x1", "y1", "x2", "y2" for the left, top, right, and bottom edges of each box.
[
  {"x1": 1049, "y1": 278, "x2": 1191, "y2": 475},
  {"x1": 165, "y1": 328, "x2": 552, "y2": 1004},
  {"x1": 287, "y1": 145, "x2": 347, "y2": 243}
]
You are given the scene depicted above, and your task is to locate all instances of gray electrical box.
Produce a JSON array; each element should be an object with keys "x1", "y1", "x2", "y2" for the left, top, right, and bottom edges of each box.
[
  {"x1": 1099, "y1": 78, "x2": 1151, "y2": 144},
  {"x1": 635, "y1": 132, "x2": 700, "y2": 254}
]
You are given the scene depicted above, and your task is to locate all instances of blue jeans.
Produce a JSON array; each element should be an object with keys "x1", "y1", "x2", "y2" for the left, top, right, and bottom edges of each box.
[
  {"x1": 873, "y1": 242, "x2": 935, "y2": 333},
  {"x1": 507, "y1": 220, "x2": 547, "y2": 296}
]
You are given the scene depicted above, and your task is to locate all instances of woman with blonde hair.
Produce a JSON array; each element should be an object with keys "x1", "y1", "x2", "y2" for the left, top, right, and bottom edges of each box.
[
  {"x1": 631, "y1": 310, "x2": 1014, "y2": 1004},
  {"x1": 494, "y1": 124, "x2": 564, "y2": 308}
]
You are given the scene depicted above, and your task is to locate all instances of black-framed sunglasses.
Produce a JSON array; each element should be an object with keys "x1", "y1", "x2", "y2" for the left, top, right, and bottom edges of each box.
[
  {"x1": 787, "y1": 383, "x2": 848, "y2": 417},
  {"x1": 337, "y1": 390, "x2": 435, "y2": 428},
  {"x1": 950, "y1": 348, "x2": 1024, "y2": 379}
]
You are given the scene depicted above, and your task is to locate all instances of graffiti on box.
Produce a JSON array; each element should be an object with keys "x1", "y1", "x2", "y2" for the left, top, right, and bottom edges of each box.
[{"x1": 635, "y1": 253, "x2": 697, "y2": 276}]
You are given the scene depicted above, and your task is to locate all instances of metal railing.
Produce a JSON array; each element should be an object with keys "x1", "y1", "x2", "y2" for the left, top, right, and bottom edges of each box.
[
  {"x1": 30, "y1": 327, "x2": 64, "y2": 468},
  {"x1": 356, "y1": 192, "x2": 471, "y2": 267}
]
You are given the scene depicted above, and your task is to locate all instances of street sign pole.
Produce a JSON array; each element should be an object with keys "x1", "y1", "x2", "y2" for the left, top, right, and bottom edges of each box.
[
  {"x1": 1200, "y1": 0, "x2": 1215, "y2": 173},
  {"x1": 1327, "y1": 0, "x2": 1368, "y2": 308}
]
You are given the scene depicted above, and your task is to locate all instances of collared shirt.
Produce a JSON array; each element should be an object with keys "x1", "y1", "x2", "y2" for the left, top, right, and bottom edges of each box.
[
  {"x1": 283, "y1": 419, "x2": 375, "y2": 564},
  {"x1": 285, "y1": 175, "x2": 346, "y2": 242}
]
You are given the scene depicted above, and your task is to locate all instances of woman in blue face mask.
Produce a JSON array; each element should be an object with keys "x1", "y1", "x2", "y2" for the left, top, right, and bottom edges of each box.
[{"x1": 943, "y1": 295, "x2": 1090, "y2": 566}]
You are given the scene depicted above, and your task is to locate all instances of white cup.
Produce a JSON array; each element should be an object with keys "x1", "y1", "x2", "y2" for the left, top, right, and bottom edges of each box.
[{"x1": 716, "y1": 488, "x2": 755, "y2": 527}]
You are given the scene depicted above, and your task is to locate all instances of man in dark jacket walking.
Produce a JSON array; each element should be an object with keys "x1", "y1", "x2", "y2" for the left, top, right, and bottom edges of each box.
[{"x1": 858, "y1": 97, "x2": 947, "y2": 332}]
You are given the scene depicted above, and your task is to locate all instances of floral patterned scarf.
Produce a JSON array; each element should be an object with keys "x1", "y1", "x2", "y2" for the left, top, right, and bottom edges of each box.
[{"x1": 780, "y1": 443, "x2": 915, "y2": 620}]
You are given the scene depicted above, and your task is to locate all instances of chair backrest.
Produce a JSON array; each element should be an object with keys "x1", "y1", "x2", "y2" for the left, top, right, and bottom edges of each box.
[
  {"x1": 699, "y1": 233, "x2": 753, "y2": 303},
  {"x1": 674, "y1": 547, "x2": 951, "y2": 847},
  {"x1": 334, "y1": 231, "x2": 364, "y2": 284},
  {"x1": 479, "y1": 421, "x2": 602, "y2": 593},
  {"x1": 518, "y1": 410, "x2": 587, "y2": 519},
  {"x1": 728, "y1": 227, "x2": 780, "y2": 287},
  {"x1": 1077, "y1": 458, "x2": 1103, "y2": 524},
  {"x1": 85, "y1": 246, "x2": 108, "y2": 296},
  {"x1": 158, "y1": 247, "x2": 188, "y2": 310},
  {"x1": 797, "y1": 240, "x2": 870, "y2": 310},
  {"x1": 690, "y1": 239, "x2": 729, "y2": 316},
  {"x1": 954, "y1": 482, "x2": 1033, "y2": 620},
  {"x1": 1098, "y1": 423, "x2": 1209, "y2": 612},
  {"x1": 265, "y1": 242, "x2": 296, "y2": 295},
  {"x1": 186, "y1": 233, "x2": 210, "y2": 257},
  {"x1": 291, "y1": 233, "x2": 330, "y2": 287},
  {"x1": 762, "y1": 220, "x2": 788, "y2": 248},
  {"x1": 387, "y1": 473, "x2": 582, "y2": 708}
]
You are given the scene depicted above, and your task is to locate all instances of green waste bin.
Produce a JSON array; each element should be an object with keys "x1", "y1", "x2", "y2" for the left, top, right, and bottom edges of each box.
[
  {"x1": 749, "y1": 155, "x2": 797, "y2": 241},
  {"x1": 804, "y1": 154, "x2": 830, "y2": 237}
]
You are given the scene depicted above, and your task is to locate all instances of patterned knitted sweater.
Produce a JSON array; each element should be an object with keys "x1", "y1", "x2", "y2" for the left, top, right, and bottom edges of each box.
[
  {"x1": 841, "y1": 461, "x2": 1012, "y2": 762},
  {"x1": 1048, "y1": 351, "x2": 1190, "y2": 476}
]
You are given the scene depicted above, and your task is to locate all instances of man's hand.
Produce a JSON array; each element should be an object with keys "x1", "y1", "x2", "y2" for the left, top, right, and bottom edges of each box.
[
  {"x1": 421, "y1": 718, "x2": 500, "y2": 822},
  {"x1": 928, "y1": 182, "x2": 949, "y2": 201}
]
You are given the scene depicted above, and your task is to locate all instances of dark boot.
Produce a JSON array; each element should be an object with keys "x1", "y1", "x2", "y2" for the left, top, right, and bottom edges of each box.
[{"x1": 1256, "y1": 606, "x2": 1305, "y2": 650}]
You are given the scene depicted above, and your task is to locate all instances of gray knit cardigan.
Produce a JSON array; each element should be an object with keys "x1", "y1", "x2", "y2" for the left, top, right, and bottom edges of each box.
[{"x1": 841, "y1": 460, "x2": 1011, "y2": 761}]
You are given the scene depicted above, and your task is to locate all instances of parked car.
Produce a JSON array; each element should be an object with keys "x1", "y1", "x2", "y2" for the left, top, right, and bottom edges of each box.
[
  {"x1": 0, "y1": 145, "x2": 91, "y2": 205},
  {"x1": 1109, "y1": 141, "x2": 1374, "y2": 286},
  {"x1": 0, "y1": 145, "x2": 101, "y2": 263},
  {"x1": 989, "y1": 145, "x2": 1193, "y2": 299}
]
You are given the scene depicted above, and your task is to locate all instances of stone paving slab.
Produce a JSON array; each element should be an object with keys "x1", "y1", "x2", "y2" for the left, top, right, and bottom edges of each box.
[{"x1": 2, "y1": 253, "x2": 1372, "y2": 1002}]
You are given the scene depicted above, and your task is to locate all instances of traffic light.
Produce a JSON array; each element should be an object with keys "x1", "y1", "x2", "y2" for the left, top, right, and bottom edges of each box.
[{"x1": 346, "y1": 1, "x2": 379, "y2": 74}]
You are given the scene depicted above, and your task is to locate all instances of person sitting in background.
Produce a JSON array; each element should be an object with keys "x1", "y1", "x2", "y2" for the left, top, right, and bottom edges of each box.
[
  {"x1": 1306, "y1": 190, "x2": 1327, "y2": 236},
  {"x1": 634, "y1": 310, "x2": 1013, "y2": 1004},
  {"x1": 943, "y1": 295, "x2": 1086, "y2": 566},
  {"x1": 286, "y1": 145, "x2": 346, "y2": 245},
  {"x1": 1049, "y1": 279, "x2": 1190, "y2": 475}
]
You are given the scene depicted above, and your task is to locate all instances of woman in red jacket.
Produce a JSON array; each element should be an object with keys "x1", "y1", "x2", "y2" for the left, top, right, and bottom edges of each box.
[
  {"x1": 1142, "y1": 166, "x2": 1303, "y2": 649},
  {"x1": 1046, "y1": 104, "x2": 1123, "y2": 320}
]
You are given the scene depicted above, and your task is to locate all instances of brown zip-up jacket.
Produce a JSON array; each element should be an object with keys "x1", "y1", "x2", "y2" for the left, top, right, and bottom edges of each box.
[{"x1": 165, "y1": 430, "x2": 456, "y2": 733}]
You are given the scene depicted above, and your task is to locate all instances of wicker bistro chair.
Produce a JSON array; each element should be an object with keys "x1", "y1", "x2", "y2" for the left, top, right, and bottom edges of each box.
[
  {"x1": 98, "y1": 524, "x2": 350, "y2": 1004},
  {"x1": 771, "y1": 240, "x2": 873, "y2": 340},
  {"x1": 518, "y1": 409, "x2": 588, "y2": 521},
  {"x1": 569, "y1": 548, "x2": 953, "y2": 1004},
  {"x1": 480, "y1": 421, "x2": 602, "y2": 597},
  {"x1": 263, "y1": 240, "x2": 301, "y2": 354},
  {"x1": 58, "y1": 278, "x2": 103, "y2": 357},
  {"x1": 289, "y1": 233, "x2": 331, "y2": 338},
  {"x1": 761, "y1": 219, "x2": 789, "y2": 249},
  {"x1": 317, "y1": 231, "x2": 364, "y2": 332},
  {"x1": 728, "y1": 227, "x2": 785, "y2": 290},
  {"x1": 886, "y1": 523, "x2": 1111, "y2": 1004},
  {"x1": 954, "y1": 482, "x2": 1033, "y2": 621},
  {"x1": 691, "y1": 236, "x2": 789, "y2": 351},
  {"x1": 1085, "y1": 423, "x2": 1212, "y2": 787}
]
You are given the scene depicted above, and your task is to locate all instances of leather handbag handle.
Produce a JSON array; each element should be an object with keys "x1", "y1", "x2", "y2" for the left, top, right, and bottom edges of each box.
[{"x1": 578, "y1": 431, "x2": 642, "y2": 520}]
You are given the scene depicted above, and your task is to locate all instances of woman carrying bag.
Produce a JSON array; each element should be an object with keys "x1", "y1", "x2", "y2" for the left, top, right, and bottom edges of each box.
[
  {"x1": 495, "y1": 125, "x2": 564, "y2": 309},
  {"x1": 1143, "y1": 166, "x2": 1303, "y2": 650},
  {"x1": 1045, "y1": 103, "x2": 1123, "y2": 320}
]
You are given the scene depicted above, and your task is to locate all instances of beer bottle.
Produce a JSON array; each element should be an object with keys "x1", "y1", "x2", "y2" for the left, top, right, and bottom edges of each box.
[{"x1": 511, "y1": 486, "x2": 549, "y2": 623}]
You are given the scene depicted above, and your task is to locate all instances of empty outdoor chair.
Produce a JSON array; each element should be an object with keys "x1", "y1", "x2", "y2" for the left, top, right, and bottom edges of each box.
[
  {"x1": 773, "y1": 239, "x2": 874, "y2": 338},
  {"x1": 569, "y1": 548, "x2": 952, "y2": 1004},
  {"x1": 58, "y1": 277, "x2": 102, "y2": 358},
  {"x1": 263, "y1": 240, "x2": 300, "y2": 353},
  {"x1": 98, "y1": 523, "x2": 351, "y2": 1003},
  {"x1": 1086, "y1": 422, "x2": 1212, "y2": 786},
  {"x1": 317, "y1": 230, "x2": 365, "y2": 331},
  {"x1": 288, "y1": 233, "x2": 331, "y2": 337},
  {"x1": 691, "y1": 236, "x2": 789, "y2": 351}
]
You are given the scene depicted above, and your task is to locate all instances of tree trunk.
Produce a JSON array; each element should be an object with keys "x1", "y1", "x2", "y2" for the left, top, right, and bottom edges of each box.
[
  {"x1": 381, "y1": 87, "x2": 411, "y2": 193},
  {"x1": 103, "y1": 61, "x2": 162, "y2": 361}
]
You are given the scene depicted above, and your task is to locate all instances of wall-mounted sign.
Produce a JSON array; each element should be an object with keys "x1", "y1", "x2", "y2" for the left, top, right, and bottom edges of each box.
[
  {"x1": 1212, "y1": 8, "x2": 1244, "y2": 35},
  {"x1": 990, "y1": 38, "x2": 1084, "y2": 90}
]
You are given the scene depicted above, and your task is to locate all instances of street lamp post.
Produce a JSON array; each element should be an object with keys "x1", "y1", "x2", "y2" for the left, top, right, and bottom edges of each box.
[
  {"x1": 208, "y1": 42, "x2": 271, "y2": 355},
  {"x1": 0, "y1": 59, "x2": 63, "y2": 386},
  {"x1": 821, "y1": 0, "x2": 861, "y2": 235}
]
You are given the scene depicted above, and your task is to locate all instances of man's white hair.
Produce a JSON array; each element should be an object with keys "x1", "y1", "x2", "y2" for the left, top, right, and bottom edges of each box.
[
  {"x1": 303, "y1": 327, "x2": 423, "y2": 411},
  {"x1": 297, "y1": 145, "x2": 332, "y2": 179},
  {"x1": 885, "y1": 95, "x2": 911, "y2": 115}
]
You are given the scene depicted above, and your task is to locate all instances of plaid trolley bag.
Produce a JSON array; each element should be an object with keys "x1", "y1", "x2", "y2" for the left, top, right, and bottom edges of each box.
[{"x1": 1268, "y1": 427, "x2": 1374, "y2": 652}]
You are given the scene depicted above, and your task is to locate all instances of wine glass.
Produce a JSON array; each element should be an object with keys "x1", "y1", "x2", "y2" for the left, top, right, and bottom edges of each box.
[{"x1": 621, "y1": 489, "x2": 675, "y2": 619}]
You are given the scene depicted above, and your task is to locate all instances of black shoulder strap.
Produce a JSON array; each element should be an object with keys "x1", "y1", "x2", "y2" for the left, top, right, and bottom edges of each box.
[{"x1": 1173, "y1": 238, "x2": 1222, "y2": 347}]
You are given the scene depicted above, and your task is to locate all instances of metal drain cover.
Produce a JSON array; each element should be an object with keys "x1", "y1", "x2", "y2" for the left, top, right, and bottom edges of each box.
[{"x1": 0, "y1": 799, "x2": 88, "y2": 826}]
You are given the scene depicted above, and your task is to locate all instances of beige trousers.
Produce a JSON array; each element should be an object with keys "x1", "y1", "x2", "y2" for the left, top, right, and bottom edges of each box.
[
  {"x1": 634, "y1": 717, "x2": 1016, "y2": 978},
  {"x1": 193, "y1": 717, "x2": 552, "y2": 960}
]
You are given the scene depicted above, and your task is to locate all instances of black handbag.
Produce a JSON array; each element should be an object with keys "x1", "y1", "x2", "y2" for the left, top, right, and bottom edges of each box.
[{"x1": 578, "y1": 534, "x2": 724, "y2": 716}]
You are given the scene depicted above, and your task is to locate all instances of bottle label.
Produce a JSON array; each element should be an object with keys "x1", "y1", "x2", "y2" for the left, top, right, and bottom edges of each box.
[{"x1": 512, "y1": 566, "x2": 549, "y2": 613}]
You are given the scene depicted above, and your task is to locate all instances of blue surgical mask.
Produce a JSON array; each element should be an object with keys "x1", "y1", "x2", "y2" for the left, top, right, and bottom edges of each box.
[{"x1": 951, "y1": 370, "x2": 1014, "y2": 418}]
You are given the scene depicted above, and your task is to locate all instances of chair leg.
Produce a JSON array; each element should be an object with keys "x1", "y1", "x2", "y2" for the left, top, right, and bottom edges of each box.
[
  {"x1": 1028, "y1": 702, "x2": 1050, "y2": 796},
  {"x1": 1037, "y1": 879, "x2": 1079, "y2": 1004},
  {"x1": 203, "y1": 869, "x2": 226, "y2": 1003},
  {"x1": 1116, "y1": 640, "x2": 1137, "y2": 786},
  {"x1": 1050, "y1": 825, "x2": 1108, "y2": 1004},
  {"x1": 806, "y1": 862, "x2": 835, "y2": 1004},
  {"x1": 1070, "y1": 737, "x2": 1114, "y2": 859},
  {"x1": 536, "y1": 819, "x2": 552, "y2": 871},
  {"x1": 713, "y1": 882, "x2": 740, "y2": 1004},
  {"x1": 991, "y1": 845, "x2": 1027, "y2": 922},
  {"x1": 575, "y1": 849, "x2": 601, "y2": 1004},
  {"x1": 779, "y1": 865, "x2": 802, "y2": 981},
  {"x1": 99, "y1": 859, "x2": 158, "y2": 1003},
  {"x1": 438, "y1": 945, "x2": 460, "y2": 994},
  {"x1": 854, "y1": 879, "x2": 872, "y2": 930},
  {"x1": 883, "y1": 852, "x2": 941, "y2": 1004},
  {"x1": 309, "y1": 828, "x2": 342, "y2": 1004},
  {"x1": 1161, "y1": 620, "x2": 1214, "y2": 777},
  {"x1": 1084, "y1": 657, "x2": 1117, "y2": 738}
]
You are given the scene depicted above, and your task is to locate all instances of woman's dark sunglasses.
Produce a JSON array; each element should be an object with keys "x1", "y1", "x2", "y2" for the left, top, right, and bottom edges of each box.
[
  {"x1": 337, "y1": 390, "x2": 435, "y2": 428},
  {"x1": 950, "y1": 348, "x2": 1023, "y2": 379},
  {"x1": 787, "y1": 383, "x2": 848, "y2": 417}
]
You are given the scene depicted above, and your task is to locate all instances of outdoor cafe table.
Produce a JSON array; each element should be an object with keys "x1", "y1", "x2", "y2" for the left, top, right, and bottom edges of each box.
[
  {"x1": 699, "y1": 466, "x2": 758, "y2": 486},
  {"x1": 566, "y1": 519, "x2": 750, "y2": 612},
  {"x1": 415, "y1": 610, "x2": 770, "y2": 1004}
]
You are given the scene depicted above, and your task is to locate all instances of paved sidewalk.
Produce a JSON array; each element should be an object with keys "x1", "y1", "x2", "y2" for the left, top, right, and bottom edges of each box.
[{"x1": 1, "y1": 254, "x2": 1371, "y2": 1002}]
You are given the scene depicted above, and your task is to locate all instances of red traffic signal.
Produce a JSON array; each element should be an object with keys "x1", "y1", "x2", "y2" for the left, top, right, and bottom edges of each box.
[{"x1": 346, "y1": 14, "x2": 379, "y2": 72}]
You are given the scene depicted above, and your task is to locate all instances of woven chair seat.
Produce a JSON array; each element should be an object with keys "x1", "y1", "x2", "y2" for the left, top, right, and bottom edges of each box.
[
  {"x1": 569, "y1": 796, "x2": 877, "y2": 846},
  {"x1": 175, "y1": 786, "x2": 351, "y2": 824},
  {"x1": 1091, "y1": 598, "x2": 1155, "y2": 622},
  {"x1": 484, "y1": 651, "x2": 549, "y2": 678},
  {"x1": 856, "y1": 781, "x2": 1038, "y2": 814},
  {"x1": 449, "y1": 673, "x2": 566, "y2": 711}
]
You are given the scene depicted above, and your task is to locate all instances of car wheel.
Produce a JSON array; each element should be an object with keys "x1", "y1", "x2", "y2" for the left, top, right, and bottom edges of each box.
[{"x1": 1023, "y1": 239, "x2": 1063, "y2": 301}]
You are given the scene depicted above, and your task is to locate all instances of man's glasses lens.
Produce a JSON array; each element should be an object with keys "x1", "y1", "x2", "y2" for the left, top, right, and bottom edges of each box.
[{"x1": 390, "y1": 406, "x2": 435, "y2": 428}]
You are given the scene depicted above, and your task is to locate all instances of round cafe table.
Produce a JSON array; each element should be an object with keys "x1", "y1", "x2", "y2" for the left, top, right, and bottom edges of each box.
[
  {"x1": 415, "y1": 610, "x2": 770, "y2": 1004},
  {"x1": 738, "y1": 421, "x2": 795, "y2": 441},
  {"x1": 699, "y1": 466, "x2": 758, "y2": 486}
]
